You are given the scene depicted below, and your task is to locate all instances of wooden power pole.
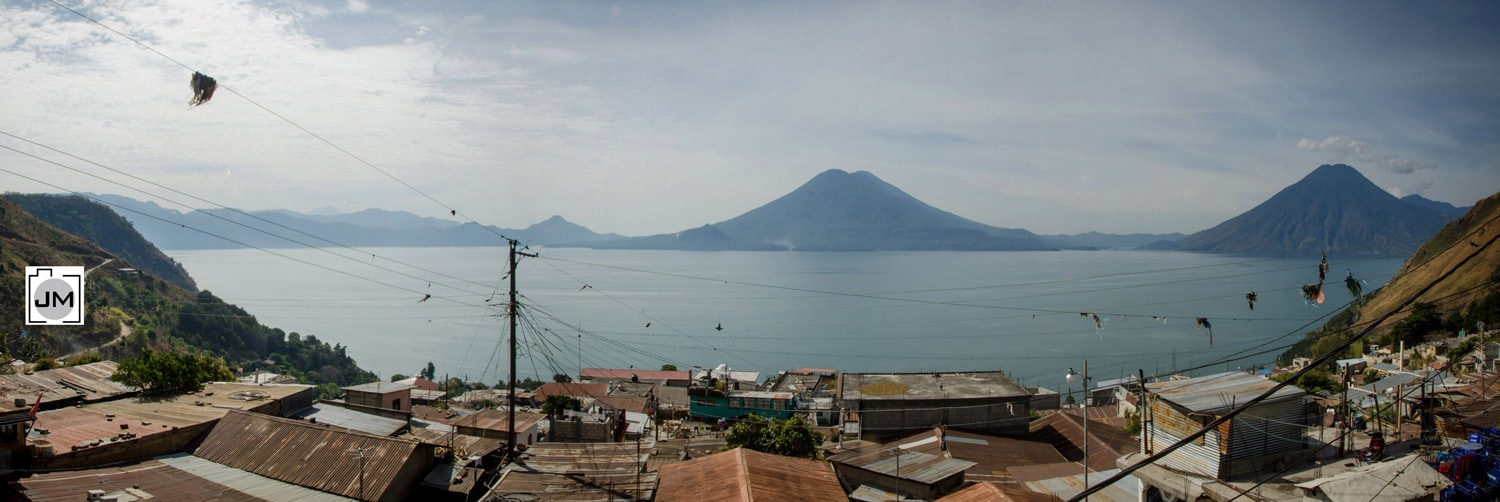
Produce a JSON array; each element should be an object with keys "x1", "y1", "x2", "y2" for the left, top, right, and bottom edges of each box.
[{"x1": 507, "y1": 239, "x2": 537, "y2": 458}]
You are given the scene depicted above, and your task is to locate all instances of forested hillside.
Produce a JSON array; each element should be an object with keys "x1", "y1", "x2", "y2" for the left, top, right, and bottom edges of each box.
[
  {"x1": 5, "y1": 193, "x2": 197, "y2": 291},
  {"x1": 1279, "y1": 190, "x2": 1500, "y2": 365},
  {"x1": 0, "y1": 196, "x2": 372, "y2": 397}
]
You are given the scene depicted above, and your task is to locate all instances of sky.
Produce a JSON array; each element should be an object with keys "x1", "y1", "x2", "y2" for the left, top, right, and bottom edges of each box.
[{"x1": 1, "y1": 0, "x2": 1497, "y2": 236}]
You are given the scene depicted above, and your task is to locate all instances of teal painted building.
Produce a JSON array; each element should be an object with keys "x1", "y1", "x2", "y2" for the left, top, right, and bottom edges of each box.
[{"x1": 688, "y1": 389, "x2": 797, "y2": 421}]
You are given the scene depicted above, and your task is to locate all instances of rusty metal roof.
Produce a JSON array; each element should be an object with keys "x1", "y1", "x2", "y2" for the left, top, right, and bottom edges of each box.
[
  {"x1": 1146, "y1": 372, "x2": 1304, "y2": 414},
  {"x1": 829, "y1": 428, "x2": 1052, "y2": 484},
  {"x1": 592, "y1": 395, "x2": 650, "y2": 413},
  {"x1": 412, "y1": 405, "x2": 457, "y2": 424},
  {"x1": 491, "y1": 470, "x2": 658, "y2": 501},
  {"x1": 1021, "y1": 468, "x2": 1140, "y2": 502},
  {"x1": 655, "y1": 447, "x2": 846, "y2": 502},
  {"x1": 29, "y1": 382, "x2": 313, "y2": 457},
  {"x1": 534, "y1": 382, "x2": 610, "y2": 400},
  {"x1": 402, "y1": 423, "x2": 505, "y2": 457},
  {"x1": 0, "y1": 361, "x2": 133, "y2": 414},
  {"x1": 10, "y1": 454, "x2": 353, "y2": 501},
  {"x1": 1028, "y1": 412, "x2": 1138, "y2": 472},
  {"x1": 488, "y1": 441, "x2": 658, "y2": 501},
  {"x1": 193, "y1": 409, "x2": 433, "y2": 500},
  {"x1": 938, "y1": 482, "x2": 1063, "y2": 502},
  {"x1": 451, "y1": 408, "x2": 544, "y2": 434},
  {"x1": 29, "y1": 406, "x2": 173, "y2": 456}
]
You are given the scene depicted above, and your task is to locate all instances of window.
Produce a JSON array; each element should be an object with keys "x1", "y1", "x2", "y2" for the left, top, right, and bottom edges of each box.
[{"x1": 392, "y1": 398, "x2": 402, "y2": 410}]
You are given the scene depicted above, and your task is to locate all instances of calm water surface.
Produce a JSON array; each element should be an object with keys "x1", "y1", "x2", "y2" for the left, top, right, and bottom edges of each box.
[{"x1": 169, "y1": 247, "x2": 1404, "y2": 391}]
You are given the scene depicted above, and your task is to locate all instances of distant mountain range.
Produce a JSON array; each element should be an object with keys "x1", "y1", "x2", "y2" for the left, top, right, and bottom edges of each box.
[
  {"x1": 1040, "y1": 232, "x2": 1187, "y2": 250},
  {"x1": 3, "y1": 194, "x2": 199, "y2": 291},
  {"x1": 1142, "y1": 164, "x2": 1461, "y2": 255},
  {"x1": 1399, "y1": 194, "x2": 1470, "y2": 219},
  {"x1": 572, "y1": 169, "x2": 1062, "y2": 251},
  {"x1": 79, "y1": 194, "x2": 621, "y2": 250}
]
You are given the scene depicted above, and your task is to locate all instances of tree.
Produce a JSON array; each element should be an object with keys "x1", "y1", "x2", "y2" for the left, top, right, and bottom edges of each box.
[
  {"x1": 110, "y1": 349, "x2": 235, "y2": 396},
  {"x1": 541, "y1": 395, "x2": 582, "y2": 417},
  {"x1": 420, "y1": 362, "x2": 436, "y2": 381},
  {"x1": 661, "y1": 364, "x2": 677, "y2": 371},
  {"x1": 390, "y1": 373, "x2": 410, "y2": 382},
  {"x1": 724, "y1": 414, "x2": 824, "y2": 459},
  {"x1": 553, "y1": 373, "x2": 573, "y2": 383}
]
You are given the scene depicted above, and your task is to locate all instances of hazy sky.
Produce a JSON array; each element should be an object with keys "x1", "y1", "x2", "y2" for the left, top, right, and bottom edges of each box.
[{"x1": 2, "y1": 0, "x2": 1497, "y2": 236}]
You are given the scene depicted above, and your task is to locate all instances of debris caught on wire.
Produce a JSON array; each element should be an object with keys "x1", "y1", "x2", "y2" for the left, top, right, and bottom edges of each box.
[
  {"x1": 1245, "y1": 291, "x2": 1257, "y2": 311},
  {"x1": 417, "y1": 294, "x2": 430, "y2": 303},
  {"x1": 189, "y1": 72, "x2": 217, "y2": 107},
  {"x1": 1301, "y1": 283, "x2": 1325, "y2": 305},
  {"x1": 1196, "y1": 317, "x2": 1213, "y2": 346},
  {"x1": 1345, "y1": 268, "x2": 1364, "y2": 299}
]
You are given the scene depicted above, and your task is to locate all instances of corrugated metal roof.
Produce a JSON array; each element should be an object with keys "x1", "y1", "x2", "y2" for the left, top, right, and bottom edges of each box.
[
  {"x1": 489, "y1": 441, "x2": 659, "y2": 501},
  {"x1": 10, "y1": 454, "x2": 355, "y2": 501},
  {"x1": 655, "y1": 447, "x2": 846, "y2": 502},
  {"x1": 194, "y1": 409, "x2": 432, "y2": 500},
  {"x1": 290, "y1": 403, "x2": 408, "y2": 436},
  {"x1": 863, "y1": 451, "x2": 977, "y2": 484},
  {"x1": 1146, "y1": 372, "x2": 1304, "y2": 414},
  {"x1": 1021, "y1": 468, "x2": 1140, "y2": 502},
  {"x1": 402, "y1": 423, "x2": 505, "y2": 457},
  {"x1": 29, "y1": 406, "x2": 173, "y2": 455},
  {"x1": 342, "y1": 381, "x2": 415, "y2": 394},
  {"x1": 12, "y1": 458, "x2": 262, "y2": 501},
  {"x1": 1029, "y1": 412, "x2": 1138, "y2": 472},
  {"x1": 156, "y1": 454, "x2": 356, "y2": 501},
  {"x1": 491, "y1": 470, "x2": 658, "y2": 501},
  {"x1": 451, "y1": 408, "x2": 544, "y2": 434},
  {"x1": 0, "y1": 361, "x2": 133, "y2": 413},
  {"x1": 831, "y1": 427, "x2": 1064, "y2": 484},
  {"x1": 419, "y1": 462, "x2": 483, "y2": 495},
  {"x1": 938, "y1": 482, "x2": 1063, "y2": 502},
  {"x1": 534, "y1": 382, "x2": 609, "y2": 400},
  {"x1": 1294, "y1": 455, "x2": 1450, "y2": 502}
]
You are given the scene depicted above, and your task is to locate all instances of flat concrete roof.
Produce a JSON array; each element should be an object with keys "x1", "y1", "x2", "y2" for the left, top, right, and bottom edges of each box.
[{"x1": 842, "y1": 371, "x2": 1029, "y2": 401}]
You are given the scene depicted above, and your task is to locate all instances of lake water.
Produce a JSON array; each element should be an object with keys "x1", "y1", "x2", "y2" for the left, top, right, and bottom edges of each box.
[{"x1": 169, "y1": 247, "x2": 1405, "y2": 392}]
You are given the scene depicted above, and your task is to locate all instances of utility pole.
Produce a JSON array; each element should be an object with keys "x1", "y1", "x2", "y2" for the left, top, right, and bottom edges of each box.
[
  {"x1": 1340, "y1": 364, "x2": 1352, "y2": 457},
  {"x1": 507, "y1": 239, "x2": 538, "y2": 459}
]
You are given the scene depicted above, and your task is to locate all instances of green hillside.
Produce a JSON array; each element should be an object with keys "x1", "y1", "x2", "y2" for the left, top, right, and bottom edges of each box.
[
  {"x1": 0, "y1": 196, "x2": 373, "y2": 397},
  {"x1": 1279, "y1": 190, "x2": 1500, "y2": 366},
  {"x1": 5, "y1": 193, "x2": 198, "y2": 291}
]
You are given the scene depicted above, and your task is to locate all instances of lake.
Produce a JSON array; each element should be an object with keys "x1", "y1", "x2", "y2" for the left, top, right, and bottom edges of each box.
[{"x1": 169, "y1": 247, "x2": 1405, "y2": 392}]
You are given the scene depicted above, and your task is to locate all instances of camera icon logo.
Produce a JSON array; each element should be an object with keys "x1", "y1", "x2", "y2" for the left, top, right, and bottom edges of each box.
[{"x1": 26, "y1": 266, "x2": 85, "y2": 325}]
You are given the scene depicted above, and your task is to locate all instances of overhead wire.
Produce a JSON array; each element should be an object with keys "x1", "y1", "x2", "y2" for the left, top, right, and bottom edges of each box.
[
  {"x1": 0, "y1": 141, "x2": 499, "y2": 303},
  {"x1": 39, "y1": 0, "x2": 515, "y2": 244},
  {"x1": 1070, "y1": 214, "x2": 1500, "y2": 501},
  {"x1": 0, "y1": 129, "x2": 501, "y2": 293},
  {"x1": 0, "y1": 163, "x2": 491, "y2": 308}
]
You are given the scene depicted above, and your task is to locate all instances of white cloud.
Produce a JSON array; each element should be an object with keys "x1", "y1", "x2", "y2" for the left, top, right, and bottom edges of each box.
[
  {"x1": 1, "y1": 1, "x2": 1495, "y2": 235},
  {"x1": 1296, "y1": 136, "x2": 1438, "y2": 174}
]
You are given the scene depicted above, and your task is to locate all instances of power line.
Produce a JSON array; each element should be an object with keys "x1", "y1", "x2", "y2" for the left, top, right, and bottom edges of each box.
[
  {"x1": 40, "y1": 0, "x2": 516, "y2": 244},
  {"x1": 0, "y1": 129, "x2": 502, "y2": 293},
  {"x1": 1069, "y1": 217, "x2": 1500, "y2": 501}
]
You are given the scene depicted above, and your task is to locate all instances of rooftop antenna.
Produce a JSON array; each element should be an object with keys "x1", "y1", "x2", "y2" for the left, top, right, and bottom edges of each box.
[{"x1": 345, "y1": 442, "x2": 372, "y2": 500}]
